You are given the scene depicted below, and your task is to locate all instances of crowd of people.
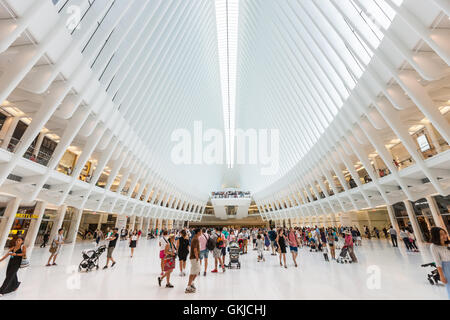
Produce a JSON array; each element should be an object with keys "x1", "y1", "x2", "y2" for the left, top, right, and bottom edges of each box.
[{"x1": 0, "y1": 223, "x2": 448, "y2": 298}]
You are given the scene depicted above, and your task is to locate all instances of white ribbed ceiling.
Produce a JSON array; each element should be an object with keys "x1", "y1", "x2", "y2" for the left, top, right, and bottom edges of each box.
[{"x1": 44, "y1": 0, "x2": 446, "y2": 201}]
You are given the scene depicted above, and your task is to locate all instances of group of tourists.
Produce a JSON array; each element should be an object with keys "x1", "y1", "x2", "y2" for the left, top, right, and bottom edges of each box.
[{"x1": 0, "y1": 223, "x2": 449, "y2": 298}]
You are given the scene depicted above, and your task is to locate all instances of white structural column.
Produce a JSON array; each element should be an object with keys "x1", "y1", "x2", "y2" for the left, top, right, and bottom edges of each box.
[
  {"x1": 32, "y1": 131, "x2": 46, "y2": 157},
  {"x1": 129, "y1": 215, "x2": 136, "y2": 231},
  {"x1": 426, "y1": 196, "x2": 446, "y2": 230},
  {"x1": 0, "y1": 116, "x2": 20, "y2": 149},
  {"x1": 96, "y1": 213, "x2": 103, "y2": 230},
  {"x1": 50, "y1": 205, "x2": 67, "y2": 242},
  {"x1": 67, "y1": 208, "x2": 83, "y2": 244},
  {"x1": 24, "y1": 201, "x2": 47, "y2": 257},
  {"x1": 386, "y1": 205, "x2": 400, "y2": 234},
  {"x1": 0, "y1": 197, "x2": 21, "y2": 251},
  {"x1": 403, "y1": 200, "x2": 423, "y2": 244}
]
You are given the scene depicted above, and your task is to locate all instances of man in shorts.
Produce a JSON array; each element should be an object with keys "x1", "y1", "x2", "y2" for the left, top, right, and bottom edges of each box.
[
  {"x1": 104, "y1": 228, "x2": 119, "y2": 269},
  {"x1": 242, "y1": 229, "x2": 249, "y2": 254},
  {"x1": 186, "y1": 228, "x2": 200, "y2": 293},
  {"x1": 211, "y1": 228, "x2": 225, "y2": 273},
  {"x1": 221, "y1": 228, "x2": 229, "y2": 265},
  {"x1": 268, "y1": 228, "x2": 277, "y2": 255},
  {"x1": 198, "y1": 228, "x2": 209, "y2": 276},
  {"x1": 288, "y1": 227, "x2": 299, "y2": 267}
]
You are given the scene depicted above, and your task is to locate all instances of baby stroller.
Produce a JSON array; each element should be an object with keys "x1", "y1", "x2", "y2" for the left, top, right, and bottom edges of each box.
[
  {"x1": 309, "y1": 238, "x2": 318, "y2": 252},
  {"x1": 421, "y1": 262, "x2": 440, "y2": 285},
  {"x1": 336, "y1": 246, "x2": 352, "y2": 264},
  {"x1": 79, "y1": 245, "x2": 107, "y2": 272},
  {"x1": 227, "y1": 241, "x2": 241, "y2": 269}
]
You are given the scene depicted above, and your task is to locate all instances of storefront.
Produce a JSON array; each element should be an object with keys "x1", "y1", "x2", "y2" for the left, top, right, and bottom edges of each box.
[
  {"x1": 410, "y1": 199, "x2": 435, "y2": 242},
  {"x1": 61, "y1": 207, "x2": 76, "y2": 238},
  {"x1": 35, "y1": 208, "x2": 58, "y2": 245},
  {"x1": 5, "y1": 205, "x2": 36, "y2": 248},
  {"x1": 433, "y1": 195, "x2": 450, "y2": 233},
  {"x1": 392, "y1": 202, "x2": 411, "y2": 230}
]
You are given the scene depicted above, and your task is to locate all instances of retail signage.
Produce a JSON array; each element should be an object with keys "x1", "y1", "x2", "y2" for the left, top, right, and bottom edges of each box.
[{"x1": 15, "y1": 213, "x2": 39, "y2": 219}]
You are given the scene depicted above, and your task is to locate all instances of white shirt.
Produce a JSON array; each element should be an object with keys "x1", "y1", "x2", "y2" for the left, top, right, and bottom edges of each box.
[{"x1": 159, "y1": 236, "x2": 168, "y2": 249}]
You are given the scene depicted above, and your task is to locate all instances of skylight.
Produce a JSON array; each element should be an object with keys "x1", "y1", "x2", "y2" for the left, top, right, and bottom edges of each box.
[{"x1": 215, "y1": 0, "x2": 239, "y2": 168}]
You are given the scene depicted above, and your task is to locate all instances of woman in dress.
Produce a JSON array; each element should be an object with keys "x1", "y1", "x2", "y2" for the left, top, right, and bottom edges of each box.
[
  {"x1": 158, "y1": 234, "x2": 177, "y2": 288},
  {"x1": 0, "y1": 237, "x2": 26, "y2": 296},
  {"x1": 177, "y1": 230, "x2": 190, "y2": 276},
  {"x1": 129, "y1": 230, "x2": 138, "y2": 258},
  {"x1": 276, "y1": 229, "x2": 288, "y2": 268}
]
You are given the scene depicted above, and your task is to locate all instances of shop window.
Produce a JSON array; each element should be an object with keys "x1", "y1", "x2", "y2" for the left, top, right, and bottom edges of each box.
[
  {"x1": 390, "y1": 142, "x2": 415, "y2": 170},
  {"x1": 392, "y1": 202, "x2": 410, "y2": 230},
  {"x1": 410, "y1": 199, "x2": 435, "y2": 242},
  {"x1": 6, "y1": 206, "x2": 36, "y2": 248},
  {"x1": 434, "y1": 195, "x2": 450, "y2": 234}
]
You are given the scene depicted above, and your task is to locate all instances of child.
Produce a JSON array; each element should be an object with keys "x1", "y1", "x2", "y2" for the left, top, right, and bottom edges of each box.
[{"x1": 256, "y1": 234, "x2": 265, "y2": 262}]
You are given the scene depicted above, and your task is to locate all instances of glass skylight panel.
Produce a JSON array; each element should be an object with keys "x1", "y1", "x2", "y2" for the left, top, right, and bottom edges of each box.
[{"x1": 215, "y1": 0, "x2": 239, "y2": 169}]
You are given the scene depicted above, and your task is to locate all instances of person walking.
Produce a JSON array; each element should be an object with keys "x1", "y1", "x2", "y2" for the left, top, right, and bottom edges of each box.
[
  {"x1": 211, "y1": 228, "x2": 225, "y2": 273},
  {"x1": 268, "y1": 228, "x2": 277, "y2": 255},
  {"x1": 407, "y1": 228, "x2": 419, "y2": 252},
  {"x1": 177, "y1": 229, "x2": 190, "y2": 276},
  {"x1": 388, "y1": 226, "x2": 398, "y2": 247},
  {"x1": 40, "y1": 231, "x2": 50, "y2": 248},
  {"x1": 399, "y1": 228, "x2": 412, "y2": 251},
  {"x1": 103, "y1": 228, "x2": 119, "y2": 269},
  {"x1": 430, "y1": 227, "x2": 450, "y2": 298},
  {"x1": 0, "y1": 237, "x2": 27, "y2": 296},
  {"x1": 327, "y1": 229, "x2": 336, "y2": 260},
  {"x1": 158, "y1": 234, "x2": 177, "y2": 288},
  {"x1": 95, "y1": 229, "x2": 103, "y2": 246},
  {"x1": 287, "y1": 227, "x2": 299, "y2": 267},
  {"x1": 186, "y1": 229, "x2": 200, "y2": 293},
  {"x1": 256, "y1": 234, "x2": 265, "y2": 262},
  {"x1": 129, "y1": 230, "x2": 138, "y2": 258},
  {"x1": 221, "y1": 228, "x2": 229, "y2": 266},
  {"x1": 159, "y1": 231, "x2": 169, "y2": 275},
  {"x1": 344, "y1": 230, "x2": 358, "y2": 263},
  {"x1": 276, "y1": 229, "x2": 288, "y2": 268},
  {"x1": 199, "y1": 228, "x2": 211, "y2": 276},
  {"x1": 46, "y1": 228, "x2": 64, "y2": 266}
]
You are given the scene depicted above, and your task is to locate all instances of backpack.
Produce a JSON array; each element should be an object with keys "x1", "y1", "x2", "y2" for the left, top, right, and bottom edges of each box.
[
  {"x1": 206, "y1": 235, "x2": 215, "y2": 251},
  {"x1": 216, "y1": 234, "x2": 224, "y2": 248}
]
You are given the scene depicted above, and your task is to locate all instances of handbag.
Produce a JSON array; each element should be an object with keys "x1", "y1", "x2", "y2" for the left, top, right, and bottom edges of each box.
[
  {"x1": 163, "y1": 255, "x2": 175, "y2": 271},
  {"x1": 49, "y1": 240, "x2": 58, "y2": 253},
  {"x1": 20, "y1": 245, "x2": 29, "y2": 268},
  {"x1": 20, "y1": 257, "x2": 29, "y2": 268}
]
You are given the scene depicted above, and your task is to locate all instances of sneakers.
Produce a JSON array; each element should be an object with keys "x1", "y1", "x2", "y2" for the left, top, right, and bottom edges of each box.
[
  {"x1": 211, "y1": 269, "x2": 218, "y2": 273},
  {"x1": 166, "y1": 283, "x2": 174, "y2": 288},
  {"x1": 185, "y1": 286, "x2": 195, "y2": 293},
  {"x1": 111, "y1": 262, "x2": 116, "y2": 267},
  {"x1": 103, "y1": 265, "x2": 108, "y2": 269}
]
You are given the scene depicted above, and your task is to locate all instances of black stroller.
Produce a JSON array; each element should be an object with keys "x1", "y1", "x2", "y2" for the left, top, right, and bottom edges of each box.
[
  {"x1": 227, "y1": 241, "x2": 241, "y2": 269},
  {"x1": 79, "y1": 245, "x2": 107, "y2": 272},
  {"x1": 421, "y1": 262, "x2": 440, "y2": 285},
  {"x1": 336, "y1": 246, "x2": 352, "y2": 264}
]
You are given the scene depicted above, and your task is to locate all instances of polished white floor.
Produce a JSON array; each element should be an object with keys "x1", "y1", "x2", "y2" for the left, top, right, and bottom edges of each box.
[{"x1": 0, "y1": 237, "x2": 447, "y2": 300}]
